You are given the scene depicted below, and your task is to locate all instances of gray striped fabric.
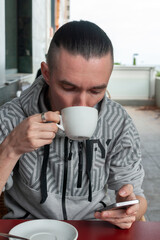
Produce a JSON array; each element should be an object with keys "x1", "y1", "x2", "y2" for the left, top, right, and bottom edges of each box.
[{"x1": 0, "y1": 76, "x2": 145, "y2": 219}]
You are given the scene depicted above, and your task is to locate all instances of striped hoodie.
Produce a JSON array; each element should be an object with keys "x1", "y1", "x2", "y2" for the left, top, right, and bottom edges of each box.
[{"x1": 0, "y1": 76, "x2": 145, "y2": 219}]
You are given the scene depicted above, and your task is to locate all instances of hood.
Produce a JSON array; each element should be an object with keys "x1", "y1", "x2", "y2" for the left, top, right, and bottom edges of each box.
[{"x1": 19, "y1": 76, "x2": 48, "y2": 117}]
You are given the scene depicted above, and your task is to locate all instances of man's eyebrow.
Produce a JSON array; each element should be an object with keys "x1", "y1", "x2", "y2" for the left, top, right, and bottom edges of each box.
[
  {"x1": 59, "y1": 80, "x2": 107, "y2": 89},
  {"x1": 59, "y1": 80, "x2": 77, "y2": 87},
  {"x1": 92, "y1": 84, "x2": 107, "y2": 89}
]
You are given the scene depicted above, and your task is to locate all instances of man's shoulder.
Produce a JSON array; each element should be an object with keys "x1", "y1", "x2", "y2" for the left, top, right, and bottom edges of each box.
[
  {"x1": 101, "y1": 96, "x2": 128, "y2": 117},
  {"x1": 0, "y1": 98, "x2": 25, "y2": 123}
]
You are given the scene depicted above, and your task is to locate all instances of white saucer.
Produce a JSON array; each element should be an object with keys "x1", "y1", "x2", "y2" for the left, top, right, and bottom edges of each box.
[{"x1": 9, "y1": 219, "x2": 78, "y2": 240}]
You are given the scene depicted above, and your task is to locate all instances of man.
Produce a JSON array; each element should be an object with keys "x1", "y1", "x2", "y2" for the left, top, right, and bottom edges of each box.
[{"x1": 0, "y1": 20, "x2": 147, "y2": 228}]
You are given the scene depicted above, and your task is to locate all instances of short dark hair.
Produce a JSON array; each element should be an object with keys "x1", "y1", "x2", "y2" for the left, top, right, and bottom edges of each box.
[{"x1": 47, "y1": 20, "x2": 114, "y2": 71}]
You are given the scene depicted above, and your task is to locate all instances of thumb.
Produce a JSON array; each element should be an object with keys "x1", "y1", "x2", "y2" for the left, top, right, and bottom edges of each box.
[{"x1": 118, "y1": 184, "x2": 133, "y2": 197}]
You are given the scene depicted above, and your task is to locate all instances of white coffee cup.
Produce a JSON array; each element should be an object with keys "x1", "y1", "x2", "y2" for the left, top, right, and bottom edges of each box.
[{"x1": 57, "y1": 106, "x2": 98, "y2": 141}]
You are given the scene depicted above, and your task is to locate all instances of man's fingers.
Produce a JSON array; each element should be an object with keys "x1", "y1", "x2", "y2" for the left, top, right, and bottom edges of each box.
[
  {"x1": 40, "y1": 111, "x2": 60, "y2": 123},
  {"x1": 95, "y1": 209, "x2": 127, "y2": 220},
  {"x1": 126, "y1": 204, "x2": 139, "y2": 215},
  {"x1": 104, "y1": 215, "x2": 136, "y2": 224},
  {"x1": 95, "y1": 205, "x2": 138, "y2": 220},
  {"x1": 26, "y1": 117, "x2": 58, "y2": 133},
  {"x1": 118, "y1": 184, "x2": 134, "y2": 197},
  {"x1": 101, "y1": 209, "x2": 128, "y2": 218},
  {"x1": 29, "y1": 111, "x2": 60, "y2": 123},
  {"x1": 94, "y1": 210, "x2": 136, "y2": 229},
  {"x1": 35, "y1": 131, "x2": 56, "y2": 139},
  {"x1": 36, "y1": 122, "x2": 59, "y2": 133}
]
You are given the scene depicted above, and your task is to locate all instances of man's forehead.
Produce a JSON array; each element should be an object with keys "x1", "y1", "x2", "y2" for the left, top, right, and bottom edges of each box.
[{"x1": 50, "y1": 48, "x2": 113, "y2": 87}]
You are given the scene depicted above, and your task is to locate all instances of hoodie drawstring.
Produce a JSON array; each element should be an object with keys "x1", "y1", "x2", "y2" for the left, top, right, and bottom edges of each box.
[
  {"x1": 77, "y1": 142, "x2": 83, "y2": 188},
  {"x1": 85, "y1": 139, "x2": 105, "y2": 202},
  {"x1": 40, "y1": 139, "x2": 104, "y2": 205},
  {"x1": 40, "y1": 144, "x2": 50, "y2": 204},
  {"x1": 86, "y1": 140, "x2": 93, "y2": 202}
]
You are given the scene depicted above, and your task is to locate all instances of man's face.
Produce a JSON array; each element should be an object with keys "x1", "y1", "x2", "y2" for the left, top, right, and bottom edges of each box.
[{"x1": 43, "y1": 48, "x2": 113, "y2": 112}]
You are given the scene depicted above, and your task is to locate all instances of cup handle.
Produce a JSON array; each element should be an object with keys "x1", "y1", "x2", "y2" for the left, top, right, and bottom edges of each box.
[{"x1": 56, "y1": 115, "x2": 64, "y2": 131}]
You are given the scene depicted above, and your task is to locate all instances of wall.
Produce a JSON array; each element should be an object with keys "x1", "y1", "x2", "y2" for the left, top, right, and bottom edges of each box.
[
  {"x1": 32, "y1": 0, "x2": 52, "y2": 78},
  {"x1": 0, "y1": 0, "x2": 70, "y2": 103},
  {"x1": 0, "y1": 0, "x2": 52, "y2": 105},
  {"x1": 108, "y1": 65, "x2": 156, "y2": 105},
  {"x1": 5, "y1": 0, "x2": 17, "y2": 71},
  {"x1": 0, "y1": 0, "x2": 5, "y2": 86},
  {"x1": 17, "y1": 0, "x2": 32, "y2": 73},
  {"x1": 155, "y1": 77, "x2": 160, "y2": 107}
]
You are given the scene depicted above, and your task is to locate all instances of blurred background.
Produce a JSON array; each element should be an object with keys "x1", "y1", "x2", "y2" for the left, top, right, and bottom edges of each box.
[
  {"x1": 70, "y1": 0, "x2": 160, "y2": 67},
  {"x1": 0, "y1": 0, "x2": 160, "y2": 221},
  {"x1": 0, "y1": 0, "x2": 160, "y2": 106}
]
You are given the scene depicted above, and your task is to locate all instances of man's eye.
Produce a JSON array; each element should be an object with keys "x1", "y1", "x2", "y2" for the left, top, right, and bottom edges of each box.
[
  {"x1": 90, "y1": 89, "x2": 102, "y2": 94},
  {"x1": 62, "y1": 86, "x2": 76, "y2": 91}
]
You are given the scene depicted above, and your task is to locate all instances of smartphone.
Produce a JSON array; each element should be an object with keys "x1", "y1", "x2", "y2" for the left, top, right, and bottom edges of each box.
[{"x1": 97, "y1": 199, "x2": 140, "y2": 212}]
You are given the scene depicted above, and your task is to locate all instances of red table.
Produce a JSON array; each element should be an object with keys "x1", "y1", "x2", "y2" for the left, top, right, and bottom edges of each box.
[{"x1": 0, "y1": 220, "x2": 160, "y2": 240}]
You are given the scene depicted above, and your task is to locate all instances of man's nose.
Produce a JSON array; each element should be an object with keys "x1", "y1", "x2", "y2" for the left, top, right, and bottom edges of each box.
[{"x1": 74, "y1": 93, "x2": 88, "y2": 106}]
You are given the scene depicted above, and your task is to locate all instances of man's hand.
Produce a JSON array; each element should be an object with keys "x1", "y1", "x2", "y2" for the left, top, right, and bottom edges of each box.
[
  {"x1": 0, "y1": 111, "x2": 60, "y2": 194},
  {"x1": 94, "y1": 184, "x2": 139, "y2": 229},
  {"x1": 9, "y1": 111, "x2": 60, "y2": 156}
]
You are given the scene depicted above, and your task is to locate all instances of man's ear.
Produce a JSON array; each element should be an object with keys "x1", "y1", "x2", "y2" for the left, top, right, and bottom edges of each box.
[{"x1": 41, "y1": 62, "x2": 50, "y2": 85}]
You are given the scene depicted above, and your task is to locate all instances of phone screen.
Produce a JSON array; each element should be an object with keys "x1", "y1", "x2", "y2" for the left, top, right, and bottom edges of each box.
[{"x1": 97, "y1": 199, "x2": 139, "y2": 212}]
